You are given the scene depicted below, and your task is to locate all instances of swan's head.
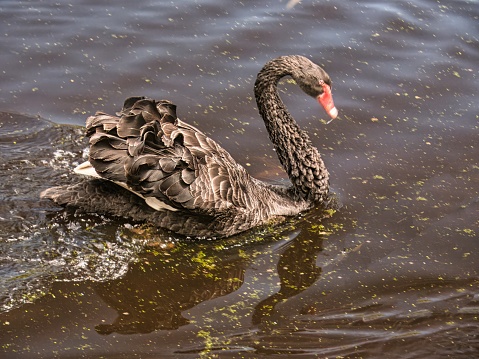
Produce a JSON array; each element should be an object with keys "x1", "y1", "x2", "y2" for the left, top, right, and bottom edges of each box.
[{"x1": 290, "y1": 56, "x2": 338, "y2": 121}]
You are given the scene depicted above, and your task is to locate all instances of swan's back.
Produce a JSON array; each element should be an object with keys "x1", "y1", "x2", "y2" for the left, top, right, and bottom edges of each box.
[{"x1": 86, "y1": 97, "x2": 259, "y2": 214}]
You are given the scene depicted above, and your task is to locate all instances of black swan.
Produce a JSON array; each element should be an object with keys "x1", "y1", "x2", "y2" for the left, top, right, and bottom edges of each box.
[{"x1": 41, "y1": 55, "x2": 338, "y2": 238}]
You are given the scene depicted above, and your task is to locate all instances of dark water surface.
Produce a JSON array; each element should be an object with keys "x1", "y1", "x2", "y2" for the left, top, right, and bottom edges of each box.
[{"x1": 1, "y1": 0, "x2": 478, "y2": 357}]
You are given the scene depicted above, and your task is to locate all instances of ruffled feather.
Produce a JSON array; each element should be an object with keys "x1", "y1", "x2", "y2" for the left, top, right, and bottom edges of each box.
[{"x1": 85, "y1": 96, "x2": 257, "y2": 213}]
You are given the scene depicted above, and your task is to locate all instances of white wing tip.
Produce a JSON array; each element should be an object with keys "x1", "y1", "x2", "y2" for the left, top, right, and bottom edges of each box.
[
  {"x1": 73, "y1": 161, "x2": 178, "y2": 212},
  {"x1": 74, "y1": 161, "x2": 101, "y2": 178}
]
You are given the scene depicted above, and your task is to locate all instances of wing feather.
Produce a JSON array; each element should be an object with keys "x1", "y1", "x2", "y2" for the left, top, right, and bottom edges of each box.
[{"x1": 85, "y1": 96, "x2": 253, "y2": 214}]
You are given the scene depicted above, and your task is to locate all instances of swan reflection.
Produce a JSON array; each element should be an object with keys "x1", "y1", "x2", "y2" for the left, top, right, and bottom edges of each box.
[{"x1": 93, "y1": 226, "x2": 324, "y2": 335}]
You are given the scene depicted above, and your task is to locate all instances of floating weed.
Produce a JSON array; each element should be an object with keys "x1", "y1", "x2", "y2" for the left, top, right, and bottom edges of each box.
[
  {"x1": 191, "y1": 251, "x2": 217, "y2": 271},
  {"x1": 309, "y1": 221, "x2": 345, "y2": 236},
  {"x1": 323, "y1": 208, "x2": 336, "y2": 218},
  {"x1": 310, "y1": 223, "x2": 333, "y2": 236},
  {"x1": 197, "y1": 330, "x2": 214, "y2": 352}
]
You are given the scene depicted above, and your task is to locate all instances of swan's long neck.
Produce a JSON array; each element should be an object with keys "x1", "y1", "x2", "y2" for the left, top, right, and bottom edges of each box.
[{"x1": 254, "y1": 57, "x2": 329, "y2": 203}]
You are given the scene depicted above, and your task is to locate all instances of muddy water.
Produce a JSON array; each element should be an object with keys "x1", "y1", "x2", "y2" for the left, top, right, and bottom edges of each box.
[{"x1": 1, "y1": 0, "x2": 478, "y2": 357}]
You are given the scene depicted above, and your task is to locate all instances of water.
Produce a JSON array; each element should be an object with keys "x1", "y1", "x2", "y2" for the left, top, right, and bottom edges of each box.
[{"x1": 1, "y1": 0, "x2": 478, "y2": 357}]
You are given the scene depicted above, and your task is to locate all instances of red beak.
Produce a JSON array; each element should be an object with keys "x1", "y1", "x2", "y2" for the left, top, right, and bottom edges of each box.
[{"x1": 317, "y1": 82, "x2": 338, "y2": 121}]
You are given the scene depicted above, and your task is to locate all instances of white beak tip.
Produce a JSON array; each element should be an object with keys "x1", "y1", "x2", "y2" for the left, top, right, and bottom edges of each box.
[{"x1": 326, "y1": 107, "x2": 338, "y2": 124}]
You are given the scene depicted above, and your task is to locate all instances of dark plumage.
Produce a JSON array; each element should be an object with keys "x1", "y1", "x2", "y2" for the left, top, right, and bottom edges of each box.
[{"x1": 41, "y1": 55, "x2": 338, "y2": 238}]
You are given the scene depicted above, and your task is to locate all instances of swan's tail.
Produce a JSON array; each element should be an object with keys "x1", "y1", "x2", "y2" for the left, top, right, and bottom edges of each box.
[{"x1": 40, "y1": 185, "x2": 80, "y2": 206}]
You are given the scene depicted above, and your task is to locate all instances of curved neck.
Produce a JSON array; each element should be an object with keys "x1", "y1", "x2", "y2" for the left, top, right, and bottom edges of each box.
[{"x1": 254, "y1": 57, "x2": 329, "y2": 202}]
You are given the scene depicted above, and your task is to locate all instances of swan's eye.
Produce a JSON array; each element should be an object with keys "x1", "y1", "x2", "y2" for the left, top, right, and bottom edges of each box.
[
  {"x1": 317, "y1": 79, "x2": 331, "y2": 95},
  {"x1": 319, "y1": 79, "x2": 332, "y2": 89}
]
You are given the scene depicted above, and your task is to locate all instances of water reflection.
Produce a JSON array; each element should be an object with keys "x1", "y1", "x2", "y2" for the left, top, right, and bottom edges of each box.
[
  {"x1": 252, "y1": 235, "x2": 323, "y2": 325},
  {"x1": 93, "y1": 247, "x2": 247, "y2": 334},
  {"x1": 91, "y1": 225, "x2": 326, "y2": 334}
]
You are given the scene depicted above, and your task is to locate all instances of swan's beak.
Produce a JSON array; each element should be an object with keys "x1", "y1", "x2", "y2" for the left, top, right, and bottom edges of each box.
[{"x1": 317, "y1": 83, "x2": 338, "y2": 123}]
